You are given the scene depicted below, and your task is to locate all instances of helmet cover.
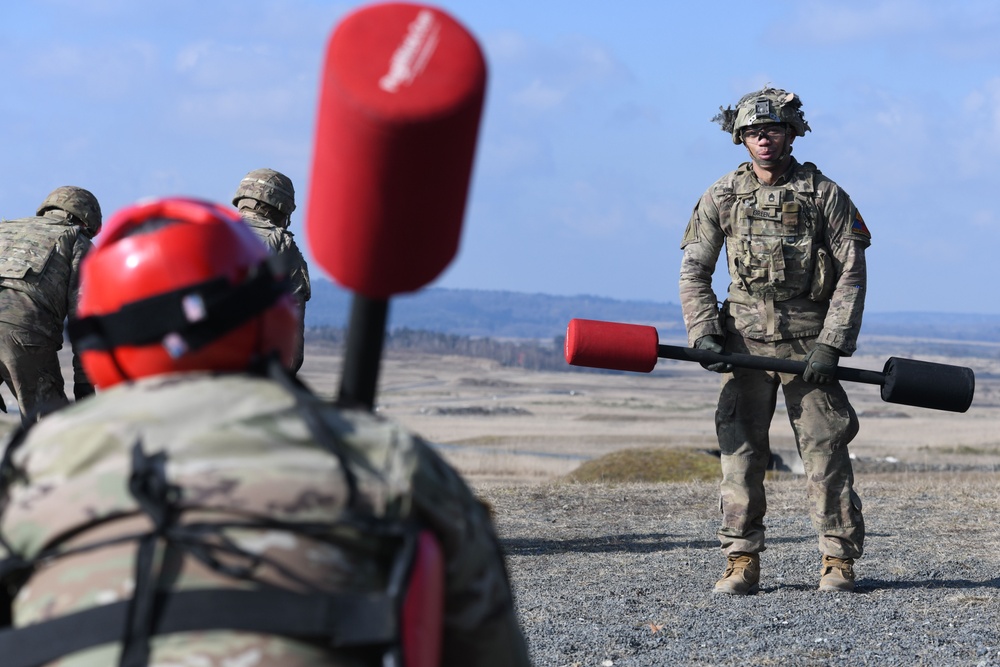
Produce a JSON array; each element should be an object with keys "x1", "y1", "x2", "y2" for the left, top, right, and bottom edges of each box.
[
  {"x1": 232, "y1": 168, "x2": 296, "y2": 224},
  {"x1": 712, "y1": 87, "x2": 811, "y2": 144},
  {"x1": 37, "y1": 185, "x2": 102, "y2": 238}
]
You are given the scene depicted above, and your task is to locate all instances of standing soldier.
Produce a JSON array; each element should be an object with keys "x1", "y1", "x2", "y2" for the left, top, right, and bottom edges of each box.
[
  {"x1": 233, "y1": 168, "x2": 311, "y2": 373},
  {"x1": 678, "y1": 87, "x2": 871, "y2": 594},
  {"x1": 0, "y1": 186, "x2": 100, "y2": 423},
  {"x1": 0, "y1": 198, "x2": 530, "y2": 667}
]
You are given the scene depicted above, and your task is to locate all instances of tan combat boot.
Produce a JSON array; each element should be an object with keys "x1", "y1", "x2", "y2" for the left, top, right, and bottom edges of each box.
[
  {"x1": 713, "y1": 552, "x2": 760, "y2": 595},
  {"x1": 819, "y1": 555, "x2": 855, "y2": 592}
]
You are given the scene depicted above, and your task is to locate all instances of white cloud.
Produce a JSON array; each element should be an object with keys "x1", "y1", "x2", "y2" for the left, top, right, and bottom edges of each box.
[
  {"x1": 173, "y1": 89, "x2": 298, "y2": 126},
  {"x1": 547, "y1": 177, "x2": 636, "y2": 237},
  {"x1": 485, "y1": 30, "x2": 631, "y2": 118},
  {"x1": 645, "y1": 199, "x2": 690, "y2": 232},
  {"x1": 175, "y1": 41, "x2": 213, "y2": 72},
  {"x1": 484, "y1": 30, "x2": 531, "y2": 61},
  {"x1": 782, "y1": 0, "x2": 1000, "y2": 60},
  {"x1": 512, "y1": 79, "x2": 569, "y2": 112},
  {"x1": 172, "y1": 40, "x2": 303, "y2": 89},
  {"x1": 19, "y1": 41, "x2": 158, "y2": 99},
  {"x1": 970, "y1": 209, "x2": 998, "y2": 231},
  {"x1": 479, "y1": 133, "x2": 553, "y2": 177},
  {"x1": 606, "y1": 101, "x2": 660, "y2": 128},
  {"x1": 961, "y1": 77, "x2": 1000, "y2": 152},
  {"x1": 781, "y1": 0, "x2": 935, "y2": 44}
]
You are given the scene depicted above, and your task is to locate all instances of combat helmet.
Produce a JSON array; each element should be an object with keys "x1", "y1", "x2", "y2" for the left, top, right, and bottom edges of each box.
[
  {"x1": 36, "y1": 186, "x2": 102, "y2": 238},
  {"x1": 69, "y1": 197, "x2": 299, "y2": 389},
  {"x1": 232, "y1": 168, "x2": 296, "y2": 227},
  {"x1": 713, "y1": 87, "x2": 811, "y2": 145}
]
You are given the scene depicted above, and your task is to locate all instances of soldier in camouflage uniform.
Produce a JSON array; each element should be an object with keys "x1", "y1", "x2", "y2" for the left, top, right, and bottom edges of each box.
[
  {"x1": 0, "y1": 198, "x2": 530, "y2": 667},
  {"x1": 233, "y1": 168, "x2": 311, "y2": 374},
  {"x1": 678, "y1": 88, "x2": 871, "y2": 594},
  {"x1": 0, "y1": 186, "x2": 100, "y2": 425}
]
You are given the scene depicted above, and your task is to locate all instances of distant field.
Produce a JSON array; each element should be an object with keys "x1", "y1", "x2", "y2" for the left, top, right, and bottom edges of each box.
[
  {"x1": 300, "y1": 342, "x2": 1000, "y2": 485},
  {"x1": 5, "y1": 340, "x2": 998, "y2": 483}
]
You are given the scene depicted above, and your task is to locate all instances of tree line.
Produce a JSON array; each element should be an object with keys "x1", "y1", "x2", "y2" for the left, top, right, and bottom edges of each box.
[{"x1": 306, "y1": 326, "x2": 577, "y2": 372}]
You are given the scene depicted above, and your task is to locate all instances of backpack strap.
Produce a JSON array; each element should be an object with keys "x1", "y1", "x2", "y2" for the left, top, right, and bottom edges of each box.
[
  {"x1": 118, "y1": 442, "x2": 181, "y2": 667},
  {"x1": 0, "y1": 587, "x2": 400, "y2": 667}
]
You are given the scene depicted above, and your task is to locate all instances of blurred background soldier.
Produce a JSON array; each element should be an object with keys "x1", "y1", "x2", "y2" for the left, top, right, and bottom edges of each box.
[
  {"x1": 0, "y1": 186, "x2": 100, "y2": 424},
  {"x1": 0, "y1": 198, "x2": 530, "y2": 667},
  {"x1": 679, "y1": 87, "x2": 872, "y2": 595},
  {"x1": 233, "y1": 168, "x2": 311, "y2": 373}
]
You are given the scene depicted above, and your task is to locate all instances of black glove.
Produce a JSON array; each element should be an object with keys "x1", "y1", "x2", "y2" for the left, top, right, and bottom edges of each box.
[
  {"x1": 74, "y1": 382, "x2": 95, "y2": 401},
  {"x1": 803, "y1": 343, "x2": 840, "y2": 385},
  {"x1": 694, "y1": 335, "x2": 733, "y2": 373}
]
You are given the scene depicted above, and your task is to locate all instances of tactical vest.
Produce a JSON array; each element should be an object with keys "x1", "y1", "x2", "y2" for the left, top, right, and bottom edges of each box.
[
  {"x1": 723, "y1": 163, "x2": 824, "y2": 306},
  {"x1": 0, "y1": 364, "x2": 445, "y2": 667},
  {"x1": 0, "y1": 217, "x2": 84, "y2": 334}
]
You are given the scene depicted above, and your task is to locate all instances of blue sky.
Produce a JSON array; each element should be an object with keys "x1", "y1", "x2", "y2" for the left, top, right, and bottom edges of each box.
[{"x1": 3, "y1": 1, "x2": 1000, "y2": 314}]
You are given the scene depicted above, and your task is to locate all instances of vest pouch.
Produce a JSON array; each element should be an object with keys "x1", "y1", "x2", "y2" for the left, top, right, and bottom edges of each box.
[
  {"x1": 809, "y1": 246, "x2": 835, "y2": 301},
  {"x1": 781, "y1": 201, "x2": 800, "y2": 227},
  {"x1": 0, "y1": 239, "x2": 56, "y2": 280}
]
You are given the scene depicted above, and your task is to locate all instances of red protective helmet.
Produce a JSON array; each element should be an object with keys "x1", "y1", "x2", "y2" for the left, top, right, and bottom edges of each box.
[{"x1": 70, "y1": 197, "x2": 300, "y2": 389}]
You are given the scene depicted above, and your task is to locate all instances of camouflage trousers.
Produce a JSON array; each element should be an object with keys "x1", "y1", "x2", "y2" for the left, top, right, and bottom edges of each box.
[
  {"x1": 0, "y1": 323, "x2": 68, "y2": 425},
  {"x1": 715, "y1": 334, "x2": 864, "y2": 560}
]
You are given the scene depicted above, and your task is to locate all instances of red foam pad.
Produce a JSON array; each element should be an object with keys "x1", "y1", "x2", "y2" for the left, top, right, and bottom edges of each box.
[
  {"x1": 307, "y1": 2, "x2": 487, "y2": 299},
  {"x1": 401, "y1": 531, "x2": 445, "y2": 667},
  {"x1": 564, "y1": 318, "x2": 659, "y2": 373}
]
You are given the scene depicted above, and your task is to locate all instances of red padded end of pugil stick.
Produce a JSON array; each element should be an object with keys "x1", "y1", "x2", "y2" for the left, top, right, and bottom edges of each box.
[
  {"x1": 307, "y1": 2, "x2": 487, "y2": 299},
  {"x1": 564, "y1": 318, "x2": 659, "y2": 373}
]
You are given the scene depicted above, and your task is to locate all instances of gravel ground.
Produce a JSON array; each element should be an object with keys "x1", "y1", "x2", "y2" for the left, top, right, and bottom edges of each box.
[{"x1": 479, "y1": 473, "x2": 1000, "y2": 667}]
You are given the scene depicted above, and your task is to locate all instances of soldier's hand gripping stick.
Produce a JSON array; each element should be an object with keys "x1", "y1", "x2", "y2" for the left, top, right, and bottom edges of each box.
[
  {"x1": 307, "y1": 3, "x2": 487, "y2": 410},
  {"x1": 564, "y1": 318, "x2": 976, "y2": 413}
]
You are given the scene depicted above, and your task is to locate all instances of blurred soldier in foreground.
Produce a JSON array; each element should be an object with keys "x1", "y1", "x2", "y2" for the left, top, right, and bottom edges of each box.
[
  {"x1": 679, "y1": 87, "x2": 872, "y2": 594},
  {"x1": 0, "y1": 197, "x2": 529, "y2": 667},
  {"x1": 233, "y1": 168, "x2": 311, "y2": 373},
  {"x1": 0, "y1": 186, "x2": 100, "y2": 424}
]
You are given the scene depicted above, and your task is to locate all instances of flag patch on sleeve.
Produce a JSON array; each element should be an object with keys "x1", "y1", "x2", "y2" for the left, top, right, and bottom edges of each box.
[{"x1": 851, "y1": 210, "x2": 871, "y2": 239}]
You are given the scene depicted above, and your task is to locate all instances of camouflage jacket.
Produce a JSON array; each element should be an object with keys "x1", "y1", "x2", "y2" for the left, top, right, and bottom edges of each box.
[
  {"x1": 0, "y1": 211, "x2": 92, "y2": 382},
  {"x1": 679, "y1": 159, "x2": 871, "y2": 354},
  {"x1": 0, "y1": 372, "x2": 530, "y2": 667},
  {"x1": 241, "y1": 209, "x2": 312, "y2": 307},
  {"x1": 0, "y1": 212, "x2": 91, "y2": 341}
]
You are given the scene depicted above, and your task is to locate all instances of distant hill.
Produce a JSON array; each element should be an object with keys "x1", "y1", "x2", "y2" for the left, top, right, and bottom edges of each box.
[
  {"x1": 306, "y1": 280, "x2": 686, "y2": 340},
  {"x1": 304, "y1": 279, "x2": 1000, "y2": 348},
  {"x1": 858, "y1": 312, "x2": 1000, "y2": 343}
]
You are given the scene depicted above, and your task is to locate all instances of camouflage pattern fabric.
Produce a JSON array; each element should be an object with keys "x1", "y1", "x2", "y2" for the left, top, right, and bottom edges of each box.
[
  {"x1": 240, "y1": 208, "x2": 311, "y2": 373},
  {"x1": 716, "y1": 335, "x2": 864, "y2": 559},
  {"x1": 680, "y1": 159, "x2": 869, "y2": 354},
  {"x1": 0, "y1": 325, "x2": 69, "y2": 419},
  {"x1": 0, "y1": 211, "x2": 93, "y2": 422},
  {"x1": 679, "y1": 157, "x2": 870, "y2": 560},
  {"x1": 0, "y1": 372, "x2": 530, "y2": 667}
]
